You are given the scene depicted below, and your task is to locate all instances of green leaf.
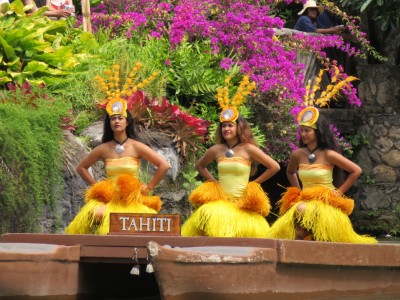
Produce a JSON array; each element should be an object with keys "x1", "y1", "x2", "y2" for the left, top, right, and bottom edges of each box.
[
  {"x1": 4, "y1": 57, "x2": 21, "y2": 70},
  {"x1": 9, "y1": 0, "x2": 26, "y2": 16},
  {"x1": 0, "y1": 70, "x2": 11, "y2": 84},
  {"x1": 0, "y1": 15, "x2": 16, "y2": 29},
  {"x1": 360, "y1": 0, "x2": 373, "y2": 12},
  {"x1": 380, "y1": 18, "x2": 389, "y2": 31},
  {"x1": 90, "y1": 0, "x2": 103, "y2": 6},
  {"x1": 7, "y1": 69, "x2": 21, "y2": 79},
  {"x1": 21, "y1": 22, "x2": 66, "y2": 43},
  {"x1": 3, "y1": 27, "x2": 29, "y2": 45},
  {"x1": 0, "y1": 35, "x2": 17, "y2": 61},
  {"x1": 33, "y1": 46, "x2": 75, "y2": 68},
  {"x1": 79, "y1": 32, "x2": 98, "y2": 49},
  {"x1": 33, "y1": 76, "x2": 66, "y2": 86},
  {"x1": 25, "y1": 50, "x2": 33, "y2": 58},
  {"x1": 19, "y1": 37, "x2": 52, "y2": 52},
  {"x1": 22, "y1": 61, "x2": 50, "y2": 76}
]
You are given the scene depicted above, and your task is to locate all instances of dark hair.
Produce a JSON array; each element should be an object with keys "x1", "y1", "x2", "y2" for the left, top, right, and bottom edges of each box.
[
  {"x1": 101, "y1": 111, "x2": 137, "y2": 143},
  {"x1": 216, "y1": 115, "x2": 257, "y2": 146},
  {"x1": 216, "y1": 115, "x2": 258, "y2": 175},
  {"x1": 304, "y1": 7, "x2": 320, "y2": 20},
  {"x1": 299, "y1": 114, "x2": 345, "y2": 187}
]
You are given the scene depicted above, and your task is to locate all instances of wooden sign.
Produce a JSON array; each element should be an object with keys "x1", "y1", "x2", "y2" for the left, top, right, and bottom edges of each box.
[{"x1": 109, "y1": 213, "x2": 181, "y2": 235}]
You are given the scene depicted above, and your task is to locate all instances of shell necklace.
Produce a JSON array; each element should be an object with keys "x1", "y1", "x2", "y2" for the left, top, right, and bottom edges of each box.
[
  {"x1": 114, "y1": 137, "x2": 129, "y2": 154},
  {"x1": 307, "y1": 146, "x2": 318, "y2": 163},
  {"x1": 225, "y1": 141, "x2": 241, "y2": 158}
]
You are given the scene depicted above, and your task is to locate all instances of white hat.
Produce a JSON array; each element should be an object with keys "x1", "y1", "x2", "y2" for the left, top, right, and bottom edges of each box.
[{"x1": 298, "y1": 0, "x2": 323, "y2": 15}]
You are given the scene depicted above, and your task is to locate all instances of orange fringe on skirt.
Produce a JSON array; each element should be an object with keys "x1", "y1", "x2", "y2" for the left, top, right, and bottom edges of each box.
[
  {"x1": 66, "y1": 174, "x2": 162, "y2": 235},
  {"x1": 269, "y1": 186, "x2": 376, "y2": 244},
  {"x1": 181, "y1": 181, "x2": 271, "y2": 237}
]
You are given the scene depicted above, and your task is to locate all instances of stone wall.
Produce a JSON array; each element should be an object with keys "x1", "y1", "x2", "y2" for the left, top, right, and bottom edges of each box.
[{"x1": 348, "y1": 65, "x2": 400, "y2": 237}]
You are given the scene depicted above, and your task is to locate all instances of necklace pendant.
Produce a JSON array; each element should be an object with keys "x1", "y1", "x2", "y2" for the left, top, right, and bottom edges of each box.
[
  {"x1": 225, "y1": 149, "x2": 235, "y2": 158},
  {"x1": 308, "y1": 153, "x2": 316, "y2": 163},
  {"x1": 115, "y1": 144, "x2": 125, "y2": 154},
  {"x1": 114, "y1": 137, "x2": 128, "y2": 154}
]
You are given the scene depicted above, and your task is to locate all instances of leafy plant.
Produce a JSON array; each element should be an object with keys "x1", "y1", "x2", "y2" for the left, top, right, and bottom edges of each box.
[
  {"x1": 0, "y1": 84, "x2": 71, "y2": 233},
  {"x1": 349, "y1": 132, "x2": 370, "y2": 148},
  {"x1": 338, "y1": 132, "x2": 370, "y2": 158},
  {"x1": 0, "y1": 0, "x2": 84, "y2": 87},
  {"x1": 166, "y1": 40, "x2": 228, "y2": 106},
  {"x1": 181, "y1": 162, "x2": 202, "y2": 192},
  {"x1": 55, "y1": 36, "x2": 172, "y2": 128},
  {"x1": 126, "y1": 91, "x2": 212, "y2": 159},
  {"x1": 389, "y1": 205, "x2": 400, "y2": 237},
  {"x1": 361, "y1": 175, "x2": 375, "y2": 185},
  {"x1": 340, "y1": 0, "x2": 400, "y2": 32}
]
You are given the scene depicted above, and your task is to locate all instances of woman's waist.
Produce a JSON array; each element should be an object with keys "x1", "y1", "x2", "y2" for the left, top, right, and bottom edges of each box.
[
  {"x1": 302, "y1": 182, "x2": 335, "y2": 189},
  {"x1": 219, "y1": 178, "x2": 248, "y2": 198}
]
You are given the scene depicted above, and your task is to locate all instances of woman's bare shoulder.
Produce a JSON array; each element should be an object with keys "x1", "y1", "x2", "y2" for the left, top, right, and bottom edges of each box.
[{"x1": 291, "y1": 147, "x2": 305, "y2": 157}]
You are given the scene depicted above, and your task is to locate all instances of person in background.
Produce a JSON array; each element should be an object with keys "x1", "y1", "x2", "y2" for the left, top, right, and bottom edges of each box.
[
  {"x1": 181, "y1": 76, "x2": 280, "y2": 237},
  {"x1": 317, "y1": 8, "x2": 343, "y2": 29},
  {"x1": 46, "y1": 0, "x2": 75, "y2": 18},
  {"x1": 23, "y1": 0, "x2": 72, "y2": 18},
  {"x1": 317, "y1": 8, "x2": 352, "y2": 75},
  {"x1": 294, "y1": 0, "x2": 343, "y2": 35},
  {"x1": 268, "y1": 107, "x2": 376, "y2": 243}
]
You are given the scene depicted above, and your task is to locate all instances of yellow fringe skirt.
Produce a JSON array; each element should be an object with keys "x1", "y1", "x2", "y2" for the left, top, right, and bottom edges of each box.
[
  {"x1": 181, "y1": 181, "x2": 271, "y2": 238},
  {"x1": 66, "y1": 174, "x2": 162, "y2": 235},
  {"x1": 181, "y1": 200, "x2": 270, "y2": 237},
  {"x1": 268, "y1": 187, "x2": 377, "y2": 243}
]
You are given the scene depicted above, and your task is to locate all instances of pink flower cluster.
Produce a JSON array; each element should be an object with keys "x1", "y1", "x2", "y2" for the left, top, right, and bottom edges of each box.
[
  {"x1": 85, "y1": 0, "x2": 365, "y2": 109},
  {"x1": 85, "y1": 0, "x2": 368, "y2": 159}
]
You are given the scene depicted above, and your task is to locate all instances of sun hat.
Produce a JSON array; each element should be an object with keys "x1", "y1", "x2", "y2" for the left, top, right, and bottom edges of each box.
[{"x1": 298, "y1": 0, "x2": 323, "y2": 15}]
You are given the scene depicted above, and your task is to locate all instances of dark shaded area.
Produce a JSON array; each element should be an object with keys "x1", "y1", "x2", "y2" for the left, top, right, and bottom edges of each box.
[
  {"x1": 251, "y1": 163, "x2": 290, "y2": 224},
  {"x1": 78, "y1": 262, "x2": 161, "y2": 299}
]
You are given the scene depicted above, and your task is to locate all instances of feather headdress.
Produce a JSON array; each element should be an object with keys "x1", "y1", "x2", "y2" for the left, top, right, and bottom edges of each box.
[
  {"x1": 94, "y1": 63, "x2": 159, "y2": 117},
  {"x1": 299, "y1": 66, "x2": 358, "y2": 128},
  {"x1": 216, "y1": 75, "x2": 256, "y2": 123}
]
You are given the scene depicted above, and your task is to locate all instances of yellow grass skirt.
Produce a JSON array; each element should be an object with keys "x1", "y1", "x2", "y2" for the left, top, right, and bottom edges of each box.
[
  {"x1": 181, "y1": 181, "x2": 271, "y2": 237},
  {"x1": 268, "y1": 187, "x2": 377, "y2": 243},
  {"x1": 66, "y1": 174, "x2": 161, "y2": 235}
]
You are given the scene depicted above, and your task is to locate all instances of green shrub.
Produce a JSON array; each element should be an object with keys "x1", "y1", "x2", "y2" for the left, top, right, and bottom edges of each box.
[{"x1": 0, "y1": 85, "x2": 71, "y2": 233}]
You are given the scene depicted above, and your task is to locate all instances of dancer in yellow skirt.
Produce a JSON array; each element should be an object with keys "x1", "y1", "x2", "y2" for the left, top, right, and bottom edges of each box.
[
  {"x1": 66, "y1": 98, "x2": 170, "y2": 235},
  {"x1": 268, "y1": 107, "x2": 376, "y2": 243},
  {"x1": 181, "y1": 76, "x2": 280, "y2": 237}
]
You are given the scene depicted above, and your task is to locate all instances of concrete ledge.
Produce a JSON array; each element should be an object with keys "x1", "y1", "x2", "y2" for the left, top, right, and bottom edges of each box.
[
  {"x1": 277, "y1": 239, "x2": 400, "y2": 267},
  {"x1": 0, "y1": 243, "x2": 80, "y2": 297}
]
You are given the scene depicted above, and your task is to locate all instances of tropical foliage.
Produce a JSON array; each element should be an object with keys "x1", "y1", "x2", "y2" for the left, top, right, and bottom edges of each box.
[
  {"x1": 0, "y1": 83, "x2": 71, "y2": 232},
  {"x1": 340, "y1": 0, "x2": 400, "y2": 32},
  {"x1": 0, "y1": 1, "x2": 96, "y2": 86}
]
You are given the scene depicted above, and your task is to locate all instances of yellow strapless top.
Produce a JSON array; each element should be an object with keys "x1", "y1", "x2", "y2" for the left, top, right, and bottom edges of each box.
[
  {"x1": 299, "y1": 164, "x2": 335, "y2": 189},
  {"x1": 105, "y1": 157, "x2": 140, "y2": 181},
  {"x1": 217, "y1": 157, "x2": 251, "y2": 198}
]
